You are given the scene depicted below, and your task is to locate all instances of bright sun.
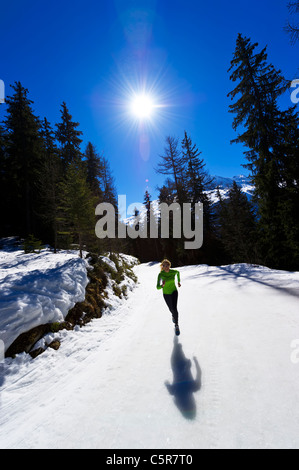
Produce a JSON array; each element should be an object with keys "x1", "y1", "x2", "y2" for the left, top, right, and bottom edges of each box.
[{"x1": 131, "y1": 94, "x2": 154, "y2": 119}]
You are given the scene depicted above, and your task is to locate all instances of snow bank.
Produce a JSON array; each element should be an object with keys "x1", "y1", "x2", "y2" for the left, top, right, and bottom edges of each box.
[
  {"x1": 98, "y1": 255, "x2": 117, "y2": 272},
  {"x1": 99, "y1": 253, "x2": 139, "y2": 314},
  {"x1": 0, "y1": 245, "x2": 89, "y2": 352},
  {"x1": 219, "y1": 262, "x2": 299, "y2": 292},
  {"x1": 0, "y1": 242, "x2": 140, "y2": 354},
  {"x1": 99, "y1": 253, "x2": 139, "y2": 273}
]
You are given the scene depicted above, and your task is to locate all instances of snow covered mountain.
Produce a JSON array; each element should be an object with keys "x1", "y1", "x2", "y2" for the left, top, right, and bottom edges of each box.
[
  {"x1": 206, "y1": 174, "x2": 255, "y2": 204},
  {"x1": 210, "y1": 175, "x2": 252, "y2": 189},
  {"x1": 123, "y1": 175, "x2": 255, "y2": 225}
]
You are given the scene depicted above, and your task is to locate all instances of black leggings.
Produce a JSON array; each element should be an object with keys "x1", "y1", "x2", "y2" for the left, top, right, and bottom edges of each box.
[{"x1": 163, "y1": 290, "x2": 179, "y2": 325}]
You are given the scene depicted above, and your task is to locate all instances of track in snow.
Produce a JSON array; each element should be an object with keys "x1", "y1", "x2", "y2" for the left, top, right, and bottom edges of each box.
[{"x1": 1, "y1": 262, "x2": 299, "y2": 449}]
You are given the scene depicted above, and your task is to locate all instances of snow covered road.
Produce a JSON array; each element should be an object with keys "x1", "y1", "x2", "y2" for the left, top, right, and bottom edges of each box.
[{"x1": 1, "y1": 261, "x2": 299, "y2": 449}]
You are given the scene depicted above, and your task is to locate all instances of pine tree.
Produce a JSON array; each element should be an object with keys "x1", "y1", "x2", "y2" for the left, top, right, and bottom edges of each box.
[
  {"x1": 139, "y1": 190, "x2": 159, "y2": 261},
  {"x1": 155, "y1": 180, "x2": 176, "y2": 261},
  {"x1": 84, "y1": 142, "x2": 104, "y2": 200},
  {"x1": 228, "y1": 34, "x2": 299, "y2": 268},
  {"x1": 217, "y1": 181, "x2": 258, "y2": 263},
  {"x1": 155, "y1": 136, "x2": 185, "y2": 202},
  {"x1": 143, "y1": 190, "x2": 151, "y2": 221},
  {"x1": 228, "y1": 34, "x2": 287, "y2": 155},
  {"x1": 101, "y1": 156, "x2": 117, "y2": 206},
  {"x1": 157, "y1": 179, "x2": 176, "y2": 205},
  {"x1": 39, "y1": 117, "x2": 62, "y2": 251},
  {"x1": 95, "y1": 155, "x2": 118, "y2": 253},
  {"x1": 181, "y1": 131, "x2": 214, "y2": 227},
  {"x1": 3, "y1": 82, "x2": 45, "y2": 236},
  {"x1": 275, "y1": 106, "x2": 299, "y2": 267},
  {"x1": 285, "y1": 1, "x2": 299, "y2": 44},
  {"x1": 55, "y1": 102, "x2": 83, "y2": 170},
  {"x1": 59, "y1": 163, "x2": 97, "y2": 258},
  {"x1": 180, "y1": 131, "x2": 219, "y2": 264}
]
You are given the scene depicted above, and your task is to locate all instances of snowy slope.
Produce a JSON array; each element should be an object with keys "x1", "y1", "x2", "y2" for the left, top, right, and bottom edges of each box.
[
  {"x1": 1, "y1": 260, "x2": 299, "y2": 449},
  {"x1": 0, "y1": 243, "x2": 89, "y2": 352},
  {"x1": 206, "y1": 174, "x2": 255, "y2": 204}
]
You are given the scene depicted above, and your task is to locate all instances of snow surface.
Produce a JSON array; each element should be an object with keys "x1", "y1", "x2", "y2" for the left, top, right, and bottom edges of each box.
[
  {"x1": 0, "y1": 244, "x2": 89, "y2": 352},
  {"x1": 1, "y1": 252, "x2": 299, "y2": 448}
]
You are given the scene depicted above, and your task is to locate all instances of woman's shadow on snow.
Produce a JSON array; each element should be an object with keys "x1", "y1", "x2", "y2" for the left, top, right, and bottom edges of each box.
[{"x1": 165, "y1": 337, "x2": 201, "y2": 420}]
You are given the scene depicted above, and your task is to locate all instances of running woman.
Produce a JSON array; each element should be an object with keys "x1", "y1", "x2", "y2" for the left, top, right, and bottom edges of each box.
[{"x1": 156, "y1": 259, "x2": 181, "y2": 335}]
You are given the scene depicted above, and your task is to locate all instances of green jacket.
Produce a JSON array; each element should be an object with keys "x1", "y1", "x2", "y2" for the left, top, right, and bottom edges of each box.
[{"x1": 156, "y1": 269, "x2": 180, "y2": 295}]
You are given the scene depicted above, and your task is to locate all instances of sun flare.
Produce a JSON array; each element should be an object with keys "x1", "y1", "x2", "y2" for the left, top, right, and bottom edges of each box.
[{"x1": 130, "y1": 94, "x2": 155, "y2": 119}]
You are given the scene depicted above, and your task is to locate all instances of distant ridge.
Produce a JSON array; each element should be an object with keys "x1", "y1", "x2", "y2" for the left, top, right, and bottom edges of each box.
[
  {"x1": 123, "y1": 175, "x2": 255, "y2": 224},
  {"x1": 209, "y1": 174, "x2": 253, "y2": 190},
  {"x1": 207, "y1": 174, "x2": 255, "y2": 204}
]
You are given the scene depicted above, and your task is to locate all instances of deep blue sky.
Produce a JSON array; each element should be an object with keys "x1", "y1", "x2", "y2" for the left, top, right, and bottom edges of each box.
[{"x1": 0, "y1": 0, "x2": 298, "y2": 211}]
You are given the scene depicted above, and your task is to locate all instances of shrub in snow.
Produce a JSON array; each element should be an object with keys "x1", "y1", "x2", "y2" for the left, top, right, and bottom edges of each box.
[{"x1": 23, "y1": 234, "x2": 45, "y2": 253}]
